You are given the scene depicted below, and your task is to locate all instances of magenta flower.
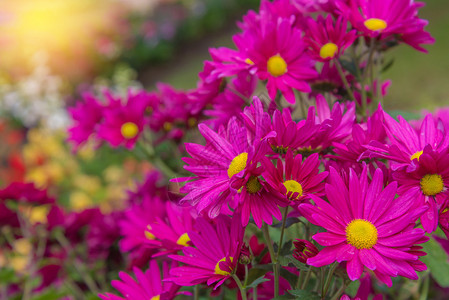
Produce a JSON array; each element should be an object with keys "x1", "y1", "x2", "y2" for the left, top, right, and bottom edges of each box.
[
  {"x1": 337, "y1": 0, "x2": 434, "y2": 52},
  {"x1": 211, "y1": 18, "x2": 317, "y2": 103},
  {"x1": 168, "y1": 215, "x2": 244, "y2": 288},
  {"x1": 333, "y1": 107, "x2": 386, "y2": 162},
  {"x1": 99, "y1": 260, "x2": 181, "y2": 300},
  {"x1": 118, "y1": 194, "x2": 166, "y2": 261},
  {"x1": 365, "y1": 111, "x2": 449, "y2": 171},
  {"x1": 268, "y1": 107, "x2": 318, "y2": 154},
  {"x1": 393, "y1": 146, "x2": 449, "y2": 233},
  {"x1": 67, "y1": 93, "x2": 104, "y2": 149},
  {"x1": 304, "y1": 15, "x2": 357, "y2": 62},
  {"x1": 439, "y1": 201, "x2": 449, "y2": 239},
  {"x1": 97, "y1": 90, "x2": 152, "y2": 149},
  {"x1": 146, "y1": 201, "x2": 196, "y2": 256},
  {"x1": 309, "y1": 94, "x2": 356, "y2": 150},
  {"x1": 299, "y1": 167, "x2": 428, "y2": 286},
  {"x1": 176, "y1": 117, "x2": 267, "y2": 220},
  {"x1": 263, "y1": 151, "x2": 328, "y2": 205}
]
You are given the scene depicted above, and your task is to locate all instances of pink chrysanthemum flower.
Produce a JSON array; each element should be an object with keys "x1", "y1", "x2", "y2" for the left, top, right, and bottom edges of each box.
[
  {"x1": 176, "y1": 117, "x2": 268, "y2": 220},
  {"x1": 99, "y1": 260, "x2": 181, "y2": 300},
  {"x1": 97, "y1": 91, "x2": 152, "y2": 149},
  {"x1": 309, "y1": 94, "x2": 356, "y2": 150},
  {"x1": 146, "y1": 201, "x2": 196, "y2": 256},
  {"x1": 393, "y1": 146, "x2": 449, "y2": 233},
  {"x1": 304, "y1": 15, "x2": 357, "y2": 62},
  {"x1": 365, "y1": 111, "x2": 449, "y2": 171},
  {"x1": 168, "y1": 215, "x2": 244, "y2": 288},
  {"x1": 118, "y1": 194, "x2": 166, "y2": 264},
  {"x1": 268, "y1": 107, "x2": 318, "y2": 154},
  {"x1": 332, "y1": 107, "x2": 386, "y2": 162},
  {"x1": 299, "y1": 167, "x2": 428, "y2": 286},
  {"x1": 263, "y1": 151, "x2": 328, "y2": 205},
  {"x1": 211, "y1": 18, "x2": 316, "y2": 104},
  {"x1": 67, "y1": 93, "x2": 104, "y2": 149},
  {"x1": 337, "y1": 0, "x2": 434, "y2": 52}
]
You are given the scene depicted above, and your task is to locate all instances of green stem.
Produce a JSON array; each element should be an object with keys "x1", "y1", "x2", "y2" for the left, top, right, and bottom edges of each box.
[
  {"x1": 419, "y1": 274, "x2": 430, "y2": 300},
  {"x1": 335, "y1": 60, "x2": 356, "y2": 103},
  {"x1": 253, "y1": 285, "x2": 258, "y2": 300},
  {"x1": 232, "y1": 274, "x2": 247, "y2": 300},
  {"x1": 300, "y1": 267, "x2": 314, "y2": 290},
  {"x1": 276, "y1": 207, "x2": 289, "y2": 259},
  {"x1": 262, "y1": 223, "x2": 277, "y2": 297},
  {"x1": 322, "y1": 262, "x2": 338, "y2": 298},
  {"x1": 137, "y1": 140, "x2": 178, "y2": 179},
  {"x1": 55, "y1": 230, "x2": 101, "y2": 295},
  {"x1": 361, "y1": 38, "x2": 376, "y2": 116},
  {"x1": 194, "y1": 285, "x2": 199, "y2": 300},
  {"x1": 329, "y1": 281, "x2": 346, "y2": 300}
]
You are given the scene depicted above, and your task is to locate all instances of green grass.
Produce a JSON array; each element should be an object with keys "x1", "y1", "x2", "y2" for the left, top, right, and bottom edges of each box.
[{"x1": 383, "y1": 0, "x2": 449, "y2": 111}]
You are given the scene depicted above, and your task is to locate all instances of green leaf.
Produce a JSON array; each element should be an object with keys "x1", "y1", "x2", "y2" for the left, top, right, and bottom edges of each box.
[
  {"x1": 421, "y1": 237, "x2": 449, "y2": 287},
  {"x1": 280, "y1": 240, "x2": 293, "y2": 256},
  {"x1": 280, "y1": 268, "x2": 298, "y2": 289},
  {"x1": 246, "y1": 268, "x2": 269, "y2": 288},
  {"x1": 247, "y1": 276, "x2": 270, "y2": 289},
  {"x1": 345, "y1": 280, "x2": 360, "y2": 297},
  {"x1": 273, "y1": 217, "x2": 300, "y2": 229},
  {"x1": 381, "y1": 58, "x2": 394, "y2": 73},
  {"x1": 339, "y1": 58, "x2": 359, "y2": 78},
  {"x1": 278, "y1": 255, "x2": 309, "y2": 271},
  {"x1": 288, "y1": 289, "x2": 321, "y2": 300}
]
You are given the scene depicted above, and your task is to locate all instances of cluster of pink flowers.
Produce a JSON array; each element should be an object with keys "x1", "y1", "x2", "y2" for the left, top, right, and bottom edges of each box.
[{"x1": 61, "y1": 0, "x2": 449, "y2": 299}]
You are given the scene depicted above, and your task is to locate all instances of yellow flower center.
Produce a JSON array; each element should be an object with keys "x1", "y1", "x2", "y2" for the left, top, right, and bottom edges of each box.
[
  {"x1": 176, "y1": 233, "x2": 191, "y2": 247},
  {"x1": 145, "y1": 225, "x2": 155, "y2": 240},
  {"x1": 120, "y1": 122, "x2": 139, "y2": 139},
  {"x1": 411, "y1": 150, "x2": 423, "y2": 161},
  {"x1": 227, "y1": 152, "x2": 248, "y2": 178},
  {"x1": 163, "y1": 122, "x2": 172, "y2": 132},
  {"x1": 267, "y1": 54, "x2": 287, "y2": 77},
  {"x1": 420, "y1": 174, "x2": 444, "y2": 196},
  {"x1": 346, "y1": 219, "x2": 378, "y2": 249},
  {"x1": 150, "y1": 296, "x2": 160, "y2": 300},
  {"x1": 246, "y1": 176, "x2": 263, "y2": 194},
  {"x1": 283, "y1": 180, "x2": 303, "y2": 200},
  {"x1": 364, "y1": 18, "x2": 387, "y2": 31},
  {"x1": 214, "y1": 257, "x2": 233, "y2": 276},
  {"x1": 245, "y1": 58, "x2": 254, "y2": 65},
  {"x1": 319, "y1": 42, "x2": 339, "y2": 59}
]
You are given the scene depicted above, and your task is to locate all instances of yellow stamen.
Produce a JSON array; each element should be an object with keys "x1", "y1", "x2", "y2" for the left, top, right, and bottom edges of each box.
[
  {"x1": 283, "y1": 180, "x2": 303, "y2": 200},
  {"x1": 163, "y1": 122, "x2": 172, "y2": 132},
  {"x1": 411, "y1": 150, "x2": 423, "y2": 161},
  {"x1": 267, "y1": 54, "x2": 287, "y2": 77},
  {"x1": 121, "y1": 122, "x2": 139, "y2": 139},
  {"x1": 145, "y1": 225, "x2": 155, "y2": 240},
  {"x1": 214, "y1": 257, "x2": 233, "y2": 276},
  {"x1": 245, "y1": 58, "x2": 254, "y2": 65},
  {"x1": 346, "y1": 219, "x2": 378, "y2": 249},
  {"x1": 319, "y1": 43, "x2": 339, "y2": 59},
  {"x1": 364, "y1": 18, "x2": 387, "y2": 31},
  {"x1": 150, "y1": 296, "x2": 160, "y2": 300},
  {"x1": 176, "y1": 233, "x2": 191, "y2": 247},
  {"x1": 227, "y1": 153, "x2": 248, "y2": 178},
  {"x1": 246, "y1": 176, "x2": 263, "y2": 194},
  {"x1": 420, "y1": 174, "x2": 444, "y2": 196}
]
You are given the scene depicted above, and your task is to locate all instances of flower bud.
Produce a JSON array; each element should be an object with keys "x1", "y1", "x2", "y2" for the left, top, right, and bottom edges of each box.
[
  {"x1": 293, "y1": 239, "x2": 319, "y2": 264},
  {"x1": 239, "y1": 244, "x2": 252, "y2": 265}
]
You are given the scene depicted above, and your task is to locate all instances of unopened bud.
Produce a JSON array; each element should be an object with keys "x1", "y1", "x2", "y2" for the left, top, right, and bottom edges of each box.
[
  {"x1": 293, "y1": 239, "x2": 319, "y2": 264},
  {"x1": 239, "y1": 244, "x2": 252, "y2": 265}
]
